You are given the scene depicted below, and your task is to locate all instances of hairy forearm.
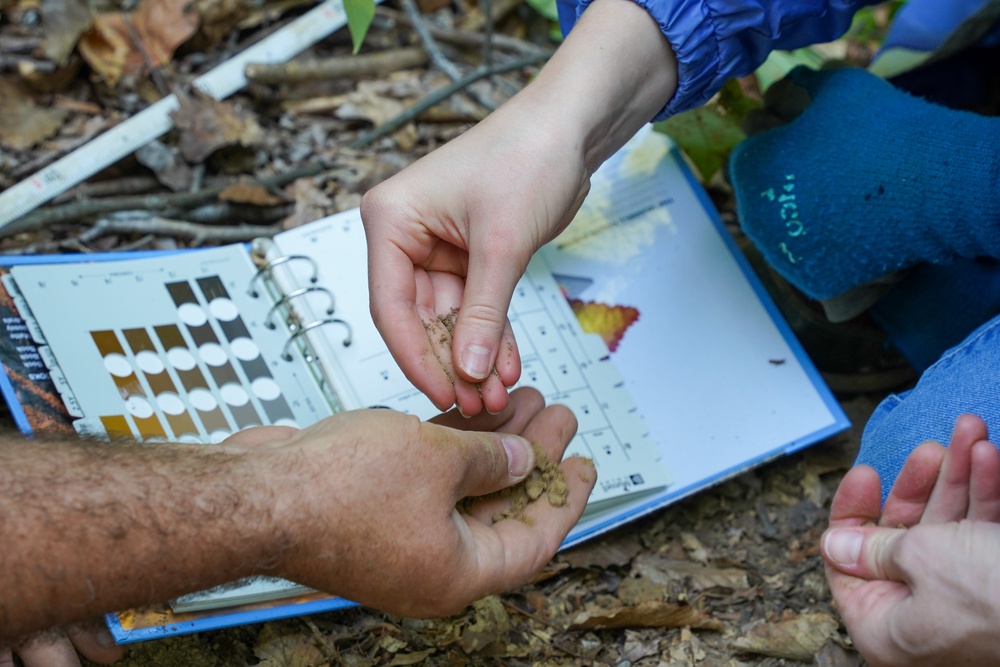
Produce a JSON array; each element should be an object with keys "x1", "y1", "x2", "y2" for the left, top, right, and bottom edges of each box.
[
  {"x1": 515, "y1": 0, "x2": 678, "y2": 173},
  {"x1": 0, "y1": 433, "x2": 284, "y2": 643}
]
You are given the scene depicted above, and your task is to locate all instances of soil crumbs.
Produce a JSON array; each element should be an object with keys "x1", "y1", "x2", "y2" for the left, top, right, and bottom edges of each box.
[{"x1": 458, "y1": 442, "x2": 570, "y2": 525}]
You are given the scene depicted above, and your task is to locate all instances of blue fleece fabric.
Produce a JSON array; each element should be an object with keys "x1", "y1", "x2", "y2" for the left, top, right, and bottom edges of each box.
[
  {"x1": 729, "y1": 66, "x2": 1000, "y2": 301},
  {"x1": 555, "y1": 0, "x2": 877, "y2": 119}
]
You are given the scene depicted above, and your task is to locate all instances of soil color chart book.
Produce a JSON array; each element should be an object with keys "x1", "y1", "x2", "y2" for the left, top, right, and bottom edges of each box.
[
  {"x1": 0, "y1": 207, "x2": 665, "y2": 641},
  {"x1": 2, "y1": 216, "x2": 661, "y2": 505},
  {"x1": 0, "y1": 129, "x2": 847, "y2": 643}
]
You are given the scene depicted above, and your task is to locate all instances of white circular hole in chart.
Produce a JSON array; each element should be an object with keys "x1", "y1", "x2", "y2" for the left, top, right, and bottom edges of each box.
[
  {"x1": 220, "y1": 383, "x2": 250, "y2": 407},
  {"x1": 230, "y1": 337, "x2": 260, "y2": 362},
  {"x1": 273, "y1": 418, "x2": 300, "y2": 429},
  {"x1": 187, "y1": 388, "x2": 218, "y2": 412},
  {"x1": 124, "y1": 395, "x2": 154, "y2": 419},
  {"x1": 250, "y1": 377, "x2": 281, "y2": 401},
  {"x1": 135, "y1": 350, "x2": 165, "y2": 375},
  {"x1": 198, "y1": 342, "x2": 228, "y2": 367},
  {"x1": 209, "y1": 430, "x2": 231, "y2": 444},
  {"x1": 166, "y1": 347, "x2": 197, "y2": 372},
  {"x1": 103, "y1": 353, "x2": 132, "y2": 378},
  {"x1": 177, "y1": 302, "x2": 208, "y2": 327},
  {"x1": 156, "y1": 392, "x2": 186, "y2": 416},
  {"x1": 178, "y1": 434, "x2": 203, "y2": 444},
  {"x1": 209, "y1": 297, "x2": 240, "y2": 322}
]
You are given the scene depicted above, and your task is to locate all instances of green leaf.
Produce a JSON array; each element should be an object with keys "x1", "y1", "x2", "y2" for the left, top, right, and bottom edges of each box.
[
  {"x1": 653, "y1": 79, "x2": 759, "y2": 181},
  {"x1": 344, "y1": 0, "x2": 376, "y2": 55},
  {"x1": 524, "y1": 0, "x2": 558, "y2": 21}
]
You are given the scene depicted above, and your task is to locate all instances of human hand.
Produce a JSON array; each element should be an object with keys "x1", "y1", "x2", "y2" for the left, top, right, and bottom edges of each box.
[
  {"x1": 247, "y1": 386, "x2": 596, "y2": 617},
  {"x1": 1, "y1": 623, "x2": 123, "y2": 667},
  {"x1": 361, "y1": 103, "x2": 591, "y2": 416},
  {"x1": 361, "y1": 0, "x2": 676, "y2": 418},
  {"x1": 822, "y1": 414, "x2": 1000, "y2": 666}
]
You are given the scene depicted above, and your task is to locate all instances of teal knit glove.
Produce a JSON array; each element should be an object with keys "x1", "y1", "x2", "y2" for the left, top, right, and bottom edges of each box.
[{"x1": 730, "y1": 66, "x2": 1000, "y2": 301}]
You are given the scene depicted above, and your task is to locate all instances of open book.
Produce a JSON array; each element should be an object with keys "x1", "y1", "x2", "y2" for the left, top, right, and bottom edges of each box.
[{"x1": 0, "y1": 128, "x2": 847, "y2": 642}]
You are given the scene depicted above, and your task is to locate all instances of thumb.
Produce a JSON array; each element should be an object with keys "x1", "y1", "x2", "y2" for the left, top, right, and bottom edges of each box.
[
  {"x1": 452, "y1": 432, "x2": 536, "y2": 500},
  {"x1": 452, "y1": 249, "x2": 528, "y2": 382},
  {"x1": 821, "y1": 526, "x2": 909, "y2": 582}
]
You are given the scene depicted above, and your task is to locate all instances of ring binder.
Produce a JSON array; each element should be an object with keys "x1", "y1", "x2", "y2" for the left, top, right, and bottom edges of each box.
[
  {"x1": 281, "y1": 317, "x2": 352, "y2": 362},
  {"x1": 247, "y1": 254, "x2": 318, "y2": 297},
  {"x1": 264, "y1": 286, "x2": 335, "y2": 329}
]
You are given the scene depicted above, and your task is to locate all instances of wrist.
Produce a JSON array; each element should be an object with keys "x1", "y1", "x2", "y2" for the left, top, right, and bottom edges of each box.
[{"x1": 521, "y1": 0, "x2": 677, "y2": 173}]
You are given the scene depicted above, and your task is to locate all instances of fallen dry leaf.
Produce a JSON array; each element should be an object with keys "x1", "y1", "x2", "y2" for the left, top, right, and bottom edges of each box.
[
  {"x1": 253, "y1": 622, "x2": 326, "y2": 667},
  {"x1": 192, "y1": 0, "x2": 258, "y2": 47},
  {"x1": 220, "y1": 182, "x2": 288, "y2": 206},
  {"x1": 622, "y1": 629, "x2": 661, "y2": 662},
  {"x1": 40, "y1": 0, "x2": 91, "y2": 64},
  {"x1": 815, "y1": 639, "x2": 864, "y2": 667},
  {"x1": 570, "y1": 600, "x2": 724, "y2": 631},
  {"x1": 336, "y1": 79, "x2": 417, "y2": 150},
  {"x1": 632, "y1": 553, "x2": 750, "y2": 591},
  {"x1": 386, "y1": 648, "x2": 436, "y2": 666},
  {"x1": 171, "y1": 88, "x2": 264, "y2": 164},
  {"x1": 78, "y1": 0, "x2": 198, "y2": 85},
  {"x1": 0, "y1": 77, "x2": 69, "y2": 150},
  {"x1": 281, "y1": 178, "x2": 335, "y2": 230},
  {"x1": 460, "y1": 596, "x2": 510, "y2": 653},
  {"x1": 732, "y1": 612, "x2": 841, "y2": 661},
  {"x1": 561, "y1": 533, "x2": 643, "y2": 569},
  {"x1": 136, "y1": 139, "x2": 194, "y2": 191}
]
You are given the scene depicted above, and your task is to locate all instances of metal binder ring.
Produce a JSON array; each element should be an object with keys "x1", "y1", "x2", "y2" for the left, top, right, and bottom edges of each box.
[
  {"x1": 248, "y1": 255, "x2": 318, "y2": 297},
  {"x1": 265, "y1": 286, "x2": 335, "y2": 329},
  {"x1": 281, "y1": 317, "x2": 353, "y2": 361}
]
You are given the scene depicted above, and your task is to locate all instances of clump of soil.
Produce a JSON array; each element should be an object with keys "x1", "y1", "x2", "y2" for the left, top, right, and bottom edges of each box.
[
  {"x1": 433, "y1": 309, "x2": 569, "y2": 523},
  {"x1": 422, "y1": 307, "x2": 461, "y2": 385},
  {"x1": 459, "y1": 442, "x2": 569, "y2": 525}
]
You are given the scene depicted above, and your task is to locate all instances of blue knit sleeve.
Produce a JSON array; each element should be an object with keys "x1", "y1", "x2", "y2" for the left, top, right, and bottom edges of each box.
[{"x1": 556, "y1": 0, "x2": 879, "y2": 120}]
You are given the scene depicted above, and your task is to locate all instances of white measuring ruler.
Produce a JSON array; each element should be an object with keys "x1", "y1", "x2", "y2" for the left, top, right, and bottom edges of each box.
[{"x1": 0, "y1": 0, "x2": 360, "y2": 230}]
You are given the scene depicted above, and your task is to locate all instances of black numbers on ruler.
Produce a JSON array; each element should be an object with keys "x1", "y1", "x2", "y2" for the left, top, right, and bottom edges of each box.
[{"x1": 41, "y1": 167, "x2": 62, "y2": 185}]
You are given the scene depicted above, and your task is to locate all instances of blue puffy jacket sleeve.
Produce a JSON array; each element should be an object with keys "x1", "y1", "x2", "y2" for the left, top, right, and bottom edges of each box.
[{"x1": 556, "y1": 0, "x2": 878, "y2": 120}]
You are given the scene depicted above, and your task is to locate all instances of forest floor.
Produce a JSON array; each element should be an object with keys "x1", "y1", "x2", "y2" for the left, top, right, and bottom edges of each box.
[{"x1": 0, "y1": 0, "x2": 910, "y2": 664}]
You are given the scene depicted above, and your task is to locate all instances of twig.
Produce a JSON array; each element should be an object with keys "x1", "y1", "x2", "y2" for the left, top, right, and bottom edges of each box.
[
  {"x1": 301, "y1": 617, "x2": 340, "y2": 662},
  {"x1": 348, "y1": 51, "x2": 547, "y2": 149},
  {"x1": 247, "y1": 47, "x2": 428, "y2": 84},
  {"x1": 374, "y1": 6, "x2": 547, "y2": 56},
  {"x1": 79, "y1": 213, "x2": 281, "y2": 245},
  {"x1": 122, "y1": 13, "x2": 170, "y2": 97},
  {"x1": 1, "y1": 165, "x2": 325, "y2": 236},
  {"x1": 0, "y1": 54, "x2": 55, "y2": 72},
  {"x1": 52, "y1": 176, "x2": 164, "y2": 204},
  {"x1": 0, "y1": 35, "x2": 40, "y2": 53},
  {"x1": 400, "y1": 0, "x2": 497, "y2": 112},
  {"x1": 173, "y1": 202, "x2": 293, "y2": 225}
]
